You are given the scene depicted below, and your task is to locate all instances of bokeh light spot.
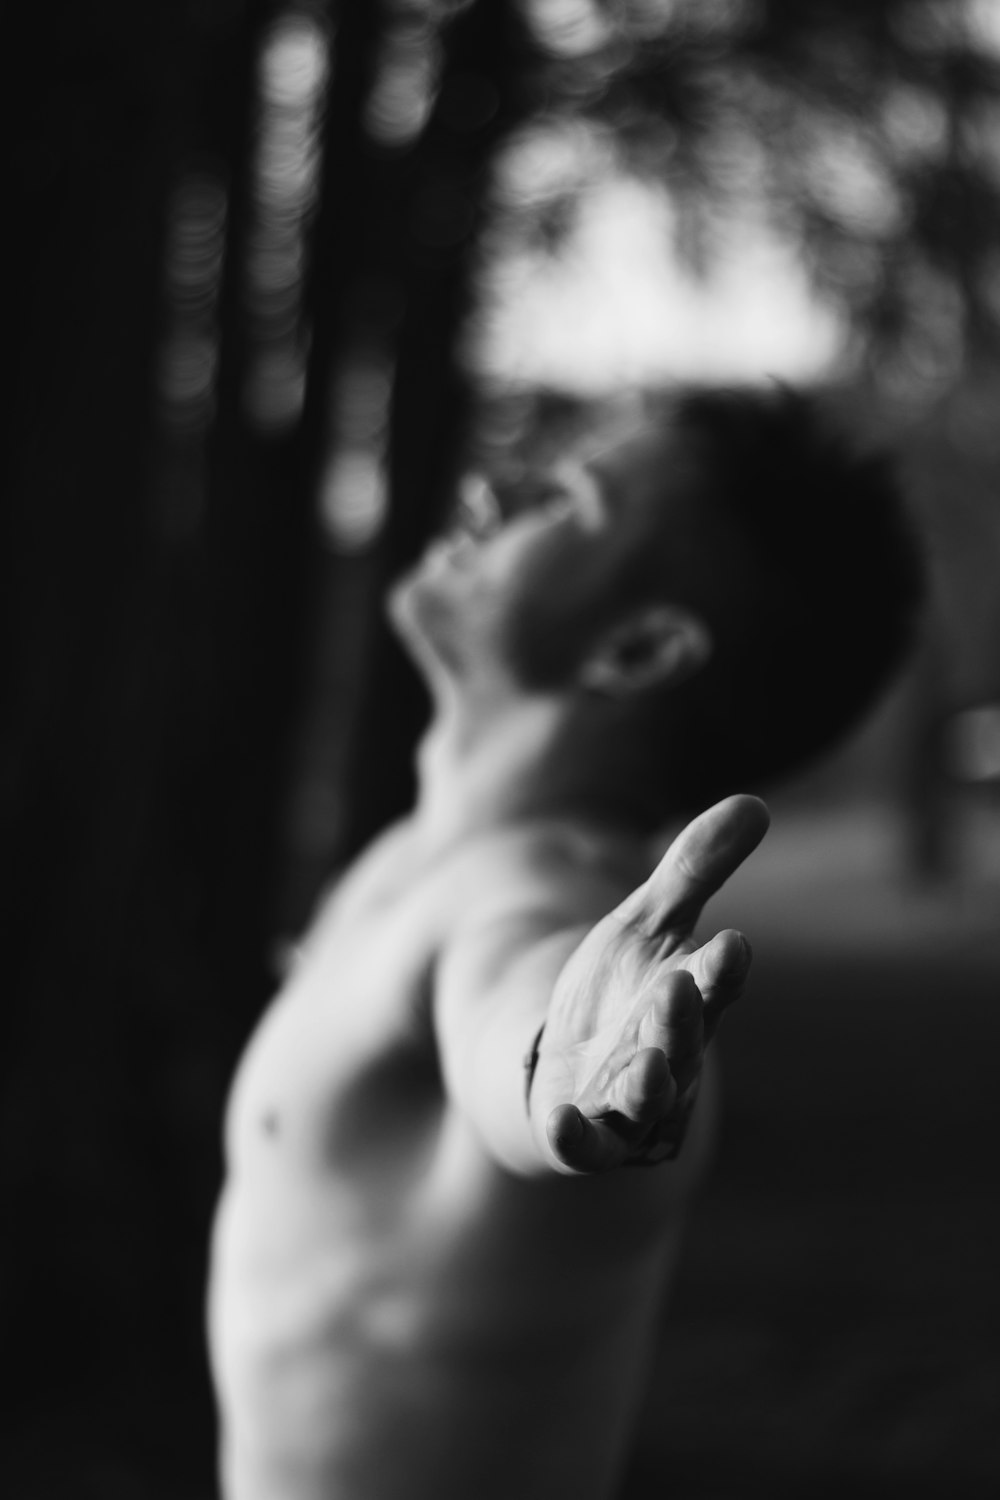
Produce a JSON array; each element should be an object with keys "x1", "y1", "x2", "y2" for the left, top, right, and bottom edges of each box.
[{"x1": 318, "y1": 450, "x2": 388, "y2": 552}]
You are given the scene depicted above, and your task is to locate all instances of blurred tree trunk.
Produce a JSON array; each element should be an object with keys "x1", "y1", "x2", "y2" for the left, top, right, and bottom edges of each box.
[
  {"x1": 0, "y1": 0, "x2": 382, "y2": 1487},
  {"x1": 339, "y1": 0, "x2": 534, "y2": 856},
  {"x1": 2, "y1": 0, "x2": 216, "y2": 1483}
]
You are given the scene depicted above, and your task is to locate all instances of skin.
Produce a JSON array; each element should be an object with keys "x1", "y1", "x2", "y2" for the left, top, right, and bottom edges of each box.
[{"x1": 207, "y1": 431, "x2": 770, "y2": 1500}]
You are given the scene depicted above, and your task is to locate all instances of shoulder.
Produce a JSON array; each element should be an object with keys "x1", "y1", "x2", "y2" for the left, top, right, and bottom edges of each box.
[
  {"x1": 441, "y1": 819, "x2": 652, "y2": 952},
  {"x1": 311, "y1": 818, "x2": 420, "y2": 917}
]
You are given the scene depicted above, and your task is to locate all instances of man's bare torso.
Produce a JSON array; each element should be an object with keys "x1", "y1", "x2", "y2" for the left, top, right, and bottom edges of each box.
[{"x1": 209, "y1": 817, "x2": 710, "y2": 1500}]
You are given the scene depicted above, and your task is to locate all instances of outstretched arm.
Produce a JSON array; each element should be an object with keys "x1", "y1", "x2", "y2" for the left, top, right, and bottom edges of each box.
[{"x1": 434, "y1": 795, "x2": 769, "y2": 1178}]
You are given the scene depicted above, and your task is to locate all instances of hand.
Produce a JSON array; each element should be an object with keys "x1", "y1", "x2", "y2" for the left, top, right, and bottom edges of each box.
[{"x1": 529, "y1": 795, "x2": 769, "y2": 1173}]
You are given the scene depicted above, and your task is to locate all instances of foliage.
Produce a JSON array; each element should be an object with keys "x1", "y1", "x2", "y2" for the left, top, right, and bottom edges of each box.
[{"x1": 471, "y1": 0, "x2": 1000, "y2": 380}]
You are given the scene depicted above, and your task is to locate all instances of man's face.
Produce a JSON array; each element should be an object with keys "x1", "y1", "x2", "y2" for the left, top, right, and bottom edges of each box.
[{"x1": 388, "y1": 423, "x2": 694, "y2": 700}]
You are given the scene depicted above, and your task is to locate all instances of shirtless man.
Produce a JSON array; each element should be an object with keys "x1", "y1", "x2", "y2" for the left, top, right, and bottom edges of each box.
[{"x1": 208, "y1": 389, "x2": 921, "y2": 1499}]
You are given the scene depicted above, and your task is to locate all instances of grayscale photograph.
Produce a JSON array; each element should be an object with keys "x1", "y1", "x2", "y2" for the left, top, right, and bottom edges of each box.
[{"x1": 5, "y1": 3, "x2": 1000, "y2": 1498}]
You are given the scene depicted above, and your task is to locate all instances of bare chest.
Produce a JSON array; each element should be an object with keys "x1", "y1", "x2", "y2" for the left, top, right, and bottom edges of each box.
[
  {"x1": 209, "y1": 822, "x2": 678, "y2": 1499},
  {"x1": 224, "y1": 854, "x2": 449, "y2": 1182}
]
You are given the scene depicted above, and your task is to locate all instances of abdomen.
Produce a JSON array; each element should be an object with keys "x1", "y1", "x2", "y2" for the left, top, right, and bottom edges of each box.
[{"x1": 209, "y1": 1113, "x2": 681, "y2": 1500}]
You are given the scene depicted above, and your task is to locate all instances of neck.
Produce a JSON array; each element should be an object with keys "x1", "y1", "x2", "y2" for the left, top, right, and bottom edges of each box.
[
  {"x1": 411, "y1": 692, "x2": 636, "y2": 855},
  {"x1": 411, "y1": 694, "x2": 558, "y2": 847}
]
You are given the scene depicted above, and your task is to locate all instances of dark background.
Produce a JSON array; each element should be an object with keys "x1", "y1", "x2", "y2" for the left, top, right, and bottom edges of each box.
[{"x1": 4, "y1": 2, "x2": 999, "y2": 1495}]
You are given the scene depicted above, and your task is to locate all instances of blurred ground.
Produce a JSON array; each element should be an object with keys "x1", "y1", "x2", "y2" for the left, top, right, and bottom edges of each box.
[{"x1": 626, "y1": 800, "x2": 1000, "y2": 1499}]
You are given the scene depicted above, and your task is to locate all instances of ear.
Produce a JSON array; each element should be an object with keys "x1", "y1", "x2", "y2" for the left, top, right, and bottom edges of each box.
[{"x1": 577, "y1": 604, "x2": 712, "y2": 698}]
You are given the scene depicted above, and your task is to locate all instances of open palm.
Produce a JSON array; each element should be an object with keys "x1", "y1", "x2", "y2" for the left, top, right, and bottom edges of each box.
[{"x1": 530, "y1": 795, "x2": 769, "y2": 1173}]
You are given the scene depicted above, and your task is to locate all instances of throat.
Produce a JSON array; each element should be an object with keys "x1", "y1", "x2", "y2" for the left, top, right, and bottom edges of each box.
[
  {"x1": 413, "y1": 697, "x2": 572, "y2": 847},
  {"x1": 412, "y1": 699, "x2": 648, "y2": 871}
]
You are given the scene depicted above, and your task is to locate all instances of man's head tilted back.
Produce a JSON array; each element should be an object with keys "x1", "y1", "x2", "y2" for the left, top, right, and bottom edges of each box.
[{"x1": 391, "y1": 385, "x2": 924, "y2": 825}]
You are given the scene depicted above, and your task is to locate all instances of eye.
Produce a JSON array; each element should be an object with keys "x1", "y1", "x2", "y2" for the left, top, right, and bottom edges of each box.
[
  {"x1": 507, "y1": 473, "x2": 576, "y2": 519},
  {"x1": 539, "y1": 486, "x2": 575, "y2": 521}
]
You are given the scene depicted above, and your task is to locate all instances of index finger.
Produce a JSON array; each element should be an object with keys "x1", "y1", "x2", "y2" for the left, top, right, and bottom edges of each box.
[{"x1": 616, "y1": 794, "x2": 770, "y2": 939}]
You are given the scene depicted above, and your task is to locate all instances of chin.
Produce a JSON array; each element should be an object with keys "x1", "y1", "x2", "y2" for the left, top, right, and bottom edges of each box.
[{"x1": 385, "y1": 567, "x2": 463, "y2": 681}]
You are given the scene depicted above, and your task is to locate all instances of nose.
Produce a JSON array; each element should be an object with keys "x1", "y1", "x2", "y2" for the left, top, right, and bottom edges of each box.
[{"x1": 455, "y1": 474, "x2": 502, "y2": 537}]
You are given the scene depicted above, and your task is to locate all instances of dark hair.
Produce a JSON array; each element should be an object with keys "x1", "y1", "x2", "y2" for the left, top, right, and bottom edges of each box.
[
  {"x1": 624, "y1": 385, "x2": 925, "y2": 816},
  {"x1": 522, "y1": 386, "x2": 924, "y2": 823}
]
